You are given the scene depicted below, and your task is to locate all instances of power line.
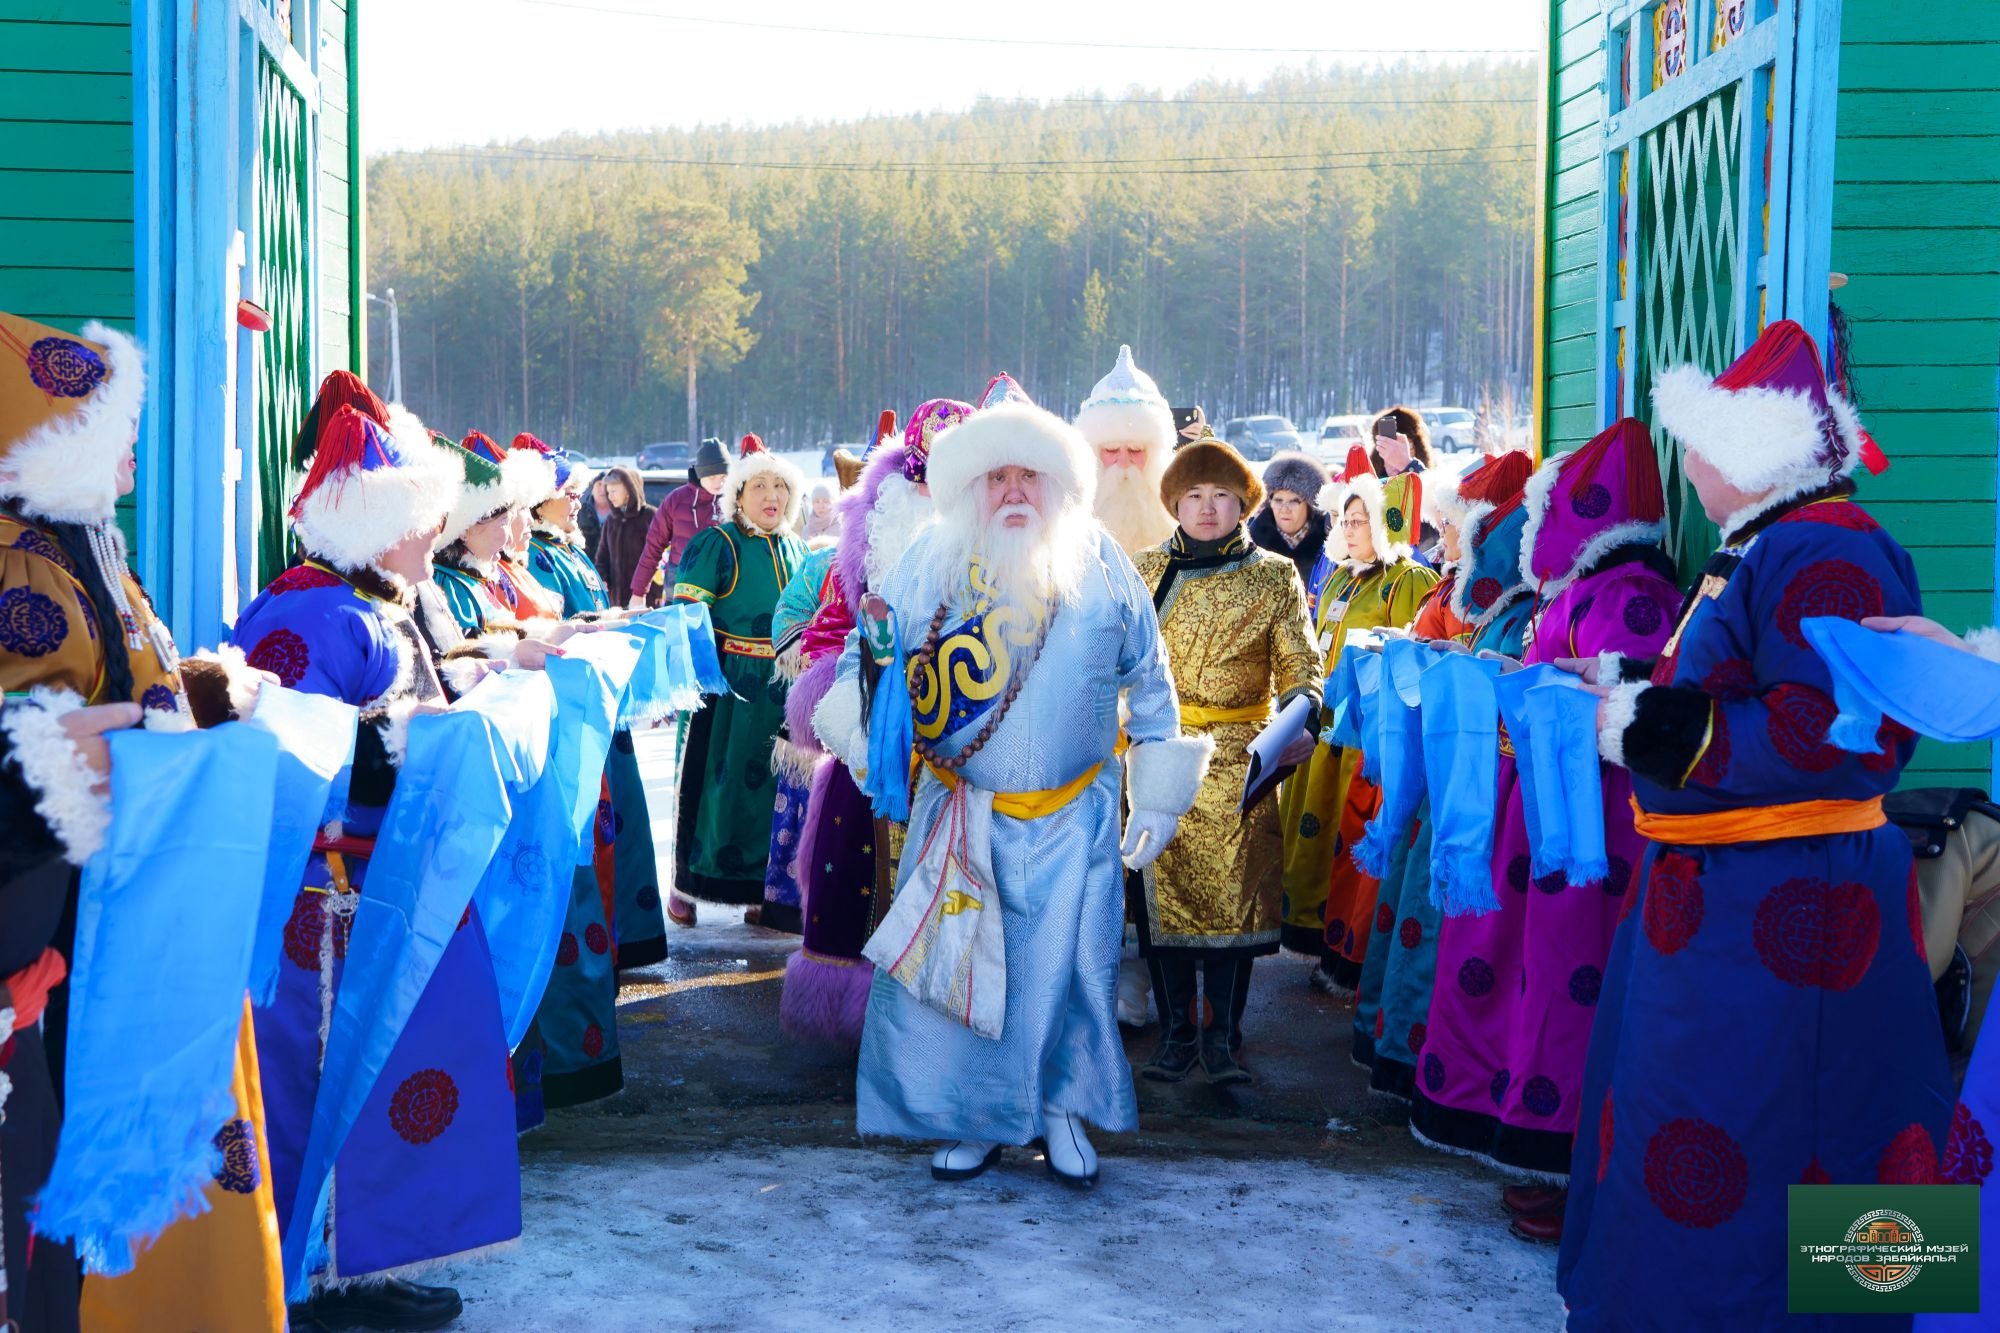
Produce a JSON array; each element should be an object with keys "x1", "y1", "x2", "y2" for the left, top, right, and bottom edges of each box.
[{"x1": 513, "y1": 0, "x2": 1540, "y2": 55}]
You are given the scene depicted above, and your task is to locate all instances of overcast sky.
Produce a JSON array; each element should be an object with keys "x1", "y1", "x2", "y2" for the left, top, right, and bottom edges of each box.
[{"x1": 359, "y1": 0, "x2": 1541, "y2": 154}]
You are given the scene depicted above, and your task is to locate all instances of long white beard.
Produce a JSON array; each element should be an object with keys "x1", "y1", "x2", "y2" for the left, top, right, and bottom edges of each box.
[
  {"x1": 864, "y1": 474, "x2": 934, "y2": 591},
  {"x1": 1095, "y1": 463, "x2": 1175, "y2": 554},
  {"x1": 925, "y1": 499, "x2": 1097, "y2": 611}
]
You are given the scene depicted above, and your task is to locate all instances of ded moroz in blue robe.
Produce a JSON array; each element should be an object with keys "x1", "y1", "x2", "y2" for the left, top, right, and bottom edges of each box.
[{"x1": 846, "y1": 528, "x2": 1183, "y2": 1146}]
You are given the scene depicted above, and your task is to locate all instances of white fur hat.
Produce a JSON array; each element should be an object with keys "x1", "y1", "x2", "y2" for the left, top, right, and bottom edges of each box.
[
  {"x1": 719, "y1": 445, "x2": 807, "y2": 532},
  {"x1": 1074, "y1": 344, "x2": 1174, "y2": 457},
  {"x1": 926, "y1": 399, "x2": 1097, "y2": 517},
  {"x1": 292, "y1": 406, "x2": 459, "y2": 571},
  {"x1": 0, "y1": 316, "x2": 146, "y2": 526}
]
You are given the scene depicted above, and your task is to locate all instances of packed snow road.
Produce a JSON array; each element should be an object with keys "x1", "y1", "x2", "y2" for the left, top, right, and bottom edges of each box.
[{"x1": 436, "y1": 679, "x2": 1563, "y2": 1331}]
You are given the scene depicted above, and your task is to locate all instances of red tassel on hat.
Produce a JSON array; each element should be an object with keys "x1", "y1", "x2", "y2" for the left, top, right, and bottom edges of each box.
[
  {"x1": 740, "y1": 433, "x2": 765, "y2": 455},
  {"x1": 1341, "y1": 445, "x2": 1372, "y2": 482},
  {"x1": 875, "y1": 409, "x2": 898, "y2": 450}
]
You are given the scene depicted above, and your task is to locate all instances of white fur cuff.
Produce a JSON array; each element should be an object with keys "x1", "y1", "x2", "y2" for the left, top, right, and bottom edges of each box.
[
  {"x1": 192, "y1": 644, "x2": 261, "y2": 719},
  {"x1": 1965, "y1": 626, "x2": 2000, "y2": 664},
  {"x1": 1596, "y1": 651, "x2": 1626, "y2": 686},
  {"x1": 812, "y1": 673, "x2": 869, "y2": 774},
  {"x1": 2, "y1": 686, "x2": 110, "y2": 865},
  {"x1": 1598, "y1": 681, "x2": 1648, "y2": 767},
  {"x1": 373, "y1": 697, "x2": 421, "y2": 769},
  {"x1": 439, "y1": 656, "x2": 491, "y2": 696},
  {"x1": 1125, "y1": 734, "x2": 1216, "y2": 817}
]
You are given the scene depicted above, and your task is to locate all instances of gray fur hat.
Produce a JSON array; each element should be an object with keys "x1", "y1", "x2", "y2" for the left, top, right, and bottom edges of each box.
[{"x1": 1261, "y1": 451, "x2": 1329, "y2": 509}]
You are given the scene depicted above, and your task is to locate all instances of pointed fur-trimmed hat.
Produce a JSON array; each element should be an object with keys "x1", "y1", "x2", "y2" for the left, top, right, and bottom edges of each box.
[
  {"x1": 1452, "y1": 489, "x2": 1535, "y2": 628},
  {"x1": 292, "y1": 370, "x2": 388, "y2": 467},
  {"x1": 903, "y1": 398, "x2": 973, "y2": 485},
  {"x1": 1519, "y1": 417, "x2": 1665, "y2": 597},
  {"x1": 510, "y1": 431, "x2": 593, "y2": 499},
  {"x1": 291, "y1": 404, "x2": 458, "y2": 570},
  {"x1": 718, "y1": 444, "x2": 806, "y2": 532},
  {"x1": 435, "y1": 437, "x2": 510, "y2": 549},
  {"x1": 1160, "y1": 434, "x2": 1264, "y2": 513},
  {"x1": 1652, "y1": 319, "x2": 1874, "y2": 500},
  {"x1": 461, "y1": 430, "x2": 553, "y2": 510},
  {"x1": 926, "y1": 378, "x2": 1097, "y2": 518},
  {"x1": 0, "y1": 313, "x2": 146, "y2": 525},
  {"x1": 1075, "y1": 344, "x2": 1174, "y2": 458},
  {"x1": 1429, "y1": 449, "x2": 1535, "y2": 531}
]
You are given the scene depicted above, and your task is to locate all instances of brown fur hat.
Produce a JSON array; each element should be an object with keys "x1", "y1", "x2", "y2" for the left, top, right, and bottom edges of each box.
[{"x1": 1159, "y1": 435, "x2": 1265, "y2": 514}]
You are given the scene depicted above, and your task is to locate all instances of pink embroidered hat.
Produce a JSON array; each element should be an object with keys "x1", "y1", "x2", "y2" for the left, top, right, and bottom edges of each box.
[
  {"x1": 901, "y1": 398, "x2": 972, "y2": 485},
  {"x1": 1518, "y1": 417, "x2": 1666, "y2": 598}
]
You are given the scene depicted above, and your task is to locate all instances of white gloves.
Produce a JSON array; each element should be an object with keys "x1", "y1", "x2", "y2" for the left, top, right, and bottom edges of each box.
[{"x1": 1120, "y1": 810, "x2": 1179, "y2": 870}]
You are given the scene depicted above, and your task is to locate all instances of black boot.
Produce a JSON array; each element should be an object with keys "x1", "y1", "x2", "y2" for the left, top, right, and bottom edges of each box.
[
  {"x1": 1201, "y1": 957, "x2": 1252, "y2": 1085},
  {"x1": 306, "y1": 1277, "x2": 465, "y2": 1331},
  {"x1": 1141, "y1": 956, "x2": 1201, "y2": 1082}
]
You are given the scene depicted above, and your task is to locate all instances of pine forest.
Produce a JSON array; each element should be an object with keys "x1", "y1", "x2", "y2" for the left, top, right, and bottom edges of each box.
[{"x1": 365, "y1": 61, "x2": 1538, "y2": 452}]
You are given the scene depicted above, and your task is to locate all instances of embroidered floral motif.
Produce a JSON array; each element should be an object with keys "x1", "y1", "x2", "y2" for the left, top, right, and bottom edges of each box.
[
  {"x1": 388, "y1": 1069, "x2": 460, "y2": 1145},
  {"x1": 1570, "y1": 482, "x2": 1612, "y2": 521},
  {"x1": 0, "y1": 586, "x2": 68, "y2": 657},
  {"x1": 1645, "y1": 1118, "x2": 1748, "y2": 1228},
  {"x1": 26, "y1": 335, "x2": 107, "y2": 397},
  {"x1": 1753, "y1": 878, "x2": 1879, "y2": 991},
  {"x1": 1398, "y1": 917, "x2": 1422, "y2": 949},
  {"x1": 1941, "y1": 1104, "x2": 1994, "y2": 1185},
  {"x1": 282, "y1": 891, "x2": 350, "y2": 970},
  {"x1": 10, "y1": 527, "x2": 73, "y2": 572},
  {"x1": 212, "y1": 1119, "x2": 261, "y2": 1194},
  {"x1": 1876, "y1": 1123, "x2": 1940, "y2": 1184},
  {"x1": 1775, "y1": 558, "x2": 1883, "y2": 651},
  {"x1": 1458, "y1": 957, "x2": 1496, "y2": 997},
  {"x1": 1643, "y1": 852, "x2": 1704, "y2": 955},
  {"x1": 1765, "y1": 683, "x2": 1843, "y2": 774},
  {"x1": 1522, "y1": 1075, "x2": 1562, "y2": 1118},
  {"x1": 268, "y1": 565, "x2": 346, "y2": 595},
  {"x1": 247, "y1": 627, "x2": 310, "y2": 687}
]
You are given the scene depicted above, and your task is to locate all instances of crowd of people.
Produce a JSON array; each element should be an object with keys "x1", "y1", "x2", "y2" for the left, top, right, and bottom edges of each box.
[{"x1": 1, "y1": 307, "x2": 1994, "y2": 1331}]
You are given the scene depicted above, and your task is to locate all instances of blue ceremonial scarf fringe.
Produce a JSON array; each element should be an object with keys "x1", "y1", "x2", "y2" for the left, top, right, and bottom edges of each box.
[
  {"x1": 1424, "y1": 654, "x2": 1504, "y2": 917},
  {"x1": 283, "y1": 707, "x2": 516, "y2": 1296},
  {"x1": 1355, "y1": 640, "x2": 1431, "y2": 878},
  {"x1": 668, "y1": 602, "x2": 728, "y2": 697},
  {"x1": 864, "y1": 609, "x2": 915, "y2": 822},
  {"x1": 620, "y1": 607, "x2": 724, "y2": 726},
  {"x1": 1521, "y1": 674, "x2": 1608, "y2": 885},
  {"x1": 1803, "y1": 616, "x2": 2000, "y2": 749},
  {"x1": 245, "y1": 687, "x2": 358, "y2": 1006},
  {"x1": 37, "y1": 723, "x2": 281, "y2": 1274}
]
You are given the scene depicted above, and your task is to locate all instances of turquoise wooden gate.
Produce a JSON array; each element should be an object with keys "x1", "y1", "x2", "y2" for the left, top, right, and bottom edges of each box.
[
  {"x1": 252, "y1": 40, "x2": 315, "y2": 586},
  {"x1": 1594, "y1": 0, "x2": 1840, "y2": 576}
]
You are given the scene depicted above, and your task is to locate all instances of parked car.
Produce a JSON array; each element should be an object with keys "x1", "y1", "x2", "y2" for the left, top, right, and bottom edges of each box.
[
  {"x1": 637, "y1": 441, "x2": 693, "y2": 472},
  {"x1": 1314, "y1": 415, "x2": 1372, "y2": 467},
  {"x1": 1425, "y1": 408, "x2": 1478, "y2": 452},
  {"x1": 1220, "y1": 414, "x2": 1302, "y2": 461},
  {"x1": 638, "y1": 469, "x2": 683, "y2": 508}
]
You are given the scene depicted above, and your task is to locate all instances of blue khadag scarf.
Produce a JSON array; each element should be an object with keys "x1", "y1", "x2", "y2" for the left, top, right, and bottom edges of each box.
[
  {"x1": 245, "y1": 686, "x2": 359, "y2": 1005},
  {"x1": 1424, "y1": 653, "x2": 1505, "y2": 917},
  {"x1": 863, "y1": 608, "x2": 914, "y2": 822},
  {"x1": 1804, "y1": 616, "x2": 2000, "y2": 749},
  {"x1": 1355, "y1": 639, "x2": 1433, "y2": 878},
  {"x1": 1520, "y1": 673, "x2": 1609, "y2": 885},
  {"x1": 37, "y1": 722, "x2": 280, "y2": 1273},
  {"x1": 282, "y1": 705, "x2": 518, "y2": 1295}
]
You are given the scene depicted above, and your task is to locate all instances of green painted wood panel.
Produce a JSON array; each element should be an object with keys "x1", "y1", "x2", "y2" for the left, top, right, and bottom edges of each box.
[
  {"x1": 1835, "y1": 0, "x2": 2000, "y2": 786},
  {"x1": 317, "y1": 0, "x2": 357, "y2": 374},
  {"x1": 0, "y1": 3, "x2": 136, "y2": 545},
  {"x1": 1537, "y1": 0, "x2": 1606, "y2": 459},
  {"x1": 0, "y1": 168, "x2": 128, "y2": 220}
]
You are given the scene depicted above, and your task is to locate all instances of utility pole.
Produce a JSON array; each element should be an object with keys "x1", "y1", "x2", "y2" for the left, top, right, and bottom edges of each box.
[{"x1": 366, "y1": 288, "x2": 403, "y2": 403}]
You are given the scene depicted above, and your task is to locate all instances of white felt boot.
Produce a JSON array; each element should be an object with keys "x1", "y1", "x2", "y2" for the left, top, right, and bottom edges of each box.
[
  {"x1": 930, "y1": 1140, "x2": 1002, "y2": 1182},
  {"x1": 1042, "y1": 1105, "x2": 1099, "y2": 1188}
]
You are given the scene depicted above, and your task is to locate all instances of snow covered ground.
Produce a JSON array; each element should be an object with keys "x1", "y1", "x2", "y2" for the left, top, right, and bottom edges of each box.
[{"x1": 443, "y1": 1143, "x2": 1562, "y2": 1331}]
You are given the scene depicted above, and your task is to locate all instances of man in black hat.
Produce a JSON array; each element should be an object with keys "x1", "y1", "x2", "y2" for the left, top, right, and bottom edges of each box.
[{"x1": 627, "y1": 436, "x2": 730, "y2": 608}]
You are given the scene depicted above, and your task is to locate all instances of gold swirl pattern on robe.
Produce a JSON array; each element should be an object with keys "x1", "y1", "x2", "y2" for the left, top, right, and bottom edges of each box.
[
  {"x1": 908, "y1": 562, "x2": 1044, "y2": 742},
  {"x1": 1132, "y1": 545, "x2": 1323, "y2": 948}
]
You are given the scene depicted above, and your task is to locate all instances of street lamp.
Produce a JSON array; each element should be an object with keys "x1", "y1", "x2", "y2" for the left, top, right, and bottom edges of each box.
[{"x1": 365, "y1": 288, "x2": 403, "y2": 405}]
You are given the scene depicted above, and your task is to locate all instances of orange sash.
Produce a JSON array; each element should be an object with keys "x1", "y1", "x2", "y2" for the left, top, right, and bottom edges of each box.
[{"x1": 1629, "y1": 794, "x2": 1886, "y2": 845}]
